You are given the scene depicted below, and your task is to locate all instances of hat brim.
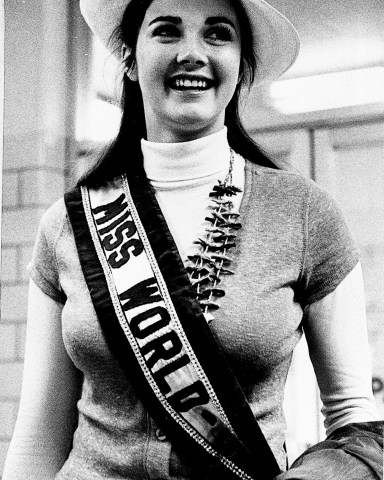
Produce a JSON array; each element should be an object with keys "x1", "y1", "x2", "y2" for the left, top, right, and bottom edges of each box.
[{"x1": 80, "y1": 0, "x2": 300, "y2": 86}]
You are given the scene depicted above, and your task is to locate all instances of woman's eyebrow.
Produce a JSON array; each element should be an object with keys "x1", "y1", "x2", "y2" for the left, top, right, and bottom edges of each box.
[
  {"x1": 205, "y1": 16, "x2": 236, "y2": 29},
  {"x1": 149, "y1": 16, "x2": 181, "y2": 26},
  {"x1": 148, "y1": 16, "x2": 236, "y2": 28}
]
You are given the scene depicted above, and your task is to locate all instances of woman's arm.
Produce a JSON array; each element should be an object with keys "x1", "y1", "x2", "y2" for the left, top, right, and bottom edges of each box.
[
  {"x1": 3, "y1": 280, "x2": 82, "y2": 480},
  {"x1": 304, "y1": 262, "x2": 379, "y2": 436}
]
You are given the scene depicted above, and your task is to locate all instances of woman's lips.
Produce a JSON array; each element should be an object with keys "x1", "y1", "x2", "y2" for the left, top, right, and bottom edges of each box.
[{"x1": 168, "y1": 76, "x2": 214, "y2": 91}]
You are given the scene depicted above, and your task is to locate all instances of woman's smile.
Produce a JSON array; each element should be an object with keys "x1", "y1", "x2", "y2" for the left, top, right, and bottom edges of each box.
[
  {"x1": 168, "y1": 75, "x2": 214, "y2": 92},
  {"x1": 133, "y1": 0, "x2": 242, "y2": 142}
]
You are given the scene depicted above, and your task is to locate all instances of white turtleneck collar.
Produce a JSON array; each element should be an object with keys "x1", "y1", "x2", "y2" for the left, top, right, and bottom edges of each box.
[
  {"x1": 139, "y1": 126, "x2": 245, "y2": 272},
  {"x1": 141, "y1": 127, "x2": 231, "y2": 186}
]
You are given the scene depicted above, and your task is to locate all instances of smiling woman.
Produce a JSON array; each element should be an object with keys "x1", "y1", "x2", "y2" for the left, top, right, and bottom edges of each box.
[
  {"x1": 81, "y1": 0, "x2": 278, "y2": 186},
  {"x1": 3, "y1": 0, "x2": 383, "y2": 479},
  {"x1": 129, "y1": 0, "x2": 241, "y2": 142},
  {"x1": 130, "y1": 0, "x2": 242, "y2": 142}
]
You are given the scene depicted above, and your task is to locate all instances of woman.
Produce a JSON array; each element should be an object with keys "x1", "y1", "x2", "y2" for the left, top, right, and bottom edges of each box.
[{"x1": 3, "y1": 0, "x2": 382, "y2": 479}]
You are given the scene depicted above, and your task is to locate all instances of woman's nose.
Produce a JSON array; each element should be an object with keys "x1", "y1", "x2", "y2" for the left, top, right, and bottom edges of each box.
[{"x1": 176, "y1": 38, "x2": 208, "y2": 67}]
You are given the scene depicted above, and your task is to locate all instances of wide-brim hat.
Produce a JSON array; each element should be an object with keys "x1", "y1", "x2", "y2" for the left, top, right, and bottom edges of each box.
[{"x1": 80, "y1": 0, "x2": 300, "y2": 86}]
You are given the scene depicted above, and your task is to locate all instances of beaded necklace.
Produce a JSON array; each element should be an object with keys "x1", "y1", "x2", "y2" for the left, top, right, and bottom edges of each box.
[{"x1": 185, "y1": 149, "x2": 242, "y2": 322}]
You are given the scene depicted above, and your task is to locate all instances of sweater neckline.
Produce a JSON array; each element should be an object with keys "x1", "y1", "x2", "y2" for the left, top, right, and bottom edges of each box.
[{"x1": 141, "y1": 128, "x2": 230, "y2": 185}]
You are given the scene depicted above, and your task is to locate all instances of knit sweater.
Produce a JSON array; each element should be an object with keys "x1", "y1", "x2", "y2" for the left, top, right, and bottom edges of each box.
[{"x1": 23, "y1": 131, "x2": 378, "y2": 479}]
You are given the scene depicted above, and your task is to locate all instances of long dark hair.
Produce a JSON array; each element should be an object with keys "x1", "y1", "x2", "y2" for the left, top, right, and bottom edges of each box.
[{"x1": 79, "y1": 0, "x2": 278, "y2": 187}]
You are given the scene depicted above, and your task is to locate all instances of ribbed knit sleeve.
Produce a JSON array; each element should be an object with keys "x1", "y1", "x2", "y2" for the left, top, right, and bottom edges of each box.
[
  {"x1": 298, "y1": 181, "x2": 360, "y2": 306},
  {"x1": 28, "y1": 199, "x2": 67, "y2": 304}
]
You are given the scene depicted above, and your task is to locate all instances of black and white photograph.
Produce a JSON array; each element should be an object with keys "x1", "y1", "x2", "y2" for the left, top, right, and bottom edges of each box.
[{"x1": 1, "y1": 1, "x2": 383, "y2": 479}]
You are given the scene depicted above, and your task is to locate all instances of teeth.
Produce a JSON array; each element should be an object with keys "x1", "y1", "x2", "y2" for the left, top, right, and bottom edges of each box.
[{"x1": 174, "y1": 78, "x2": 208, "y2": 89}]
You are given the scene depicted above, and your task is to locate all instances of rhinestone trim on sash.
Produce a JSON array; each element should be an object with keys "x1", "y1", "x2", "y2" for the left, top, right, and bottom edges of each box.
[
  {"x1": 64, "y1": 162, "x2": 281, "y2": 480},
  {"x1": 78, "y1": 178, "x2": 255, "y2": 480}
]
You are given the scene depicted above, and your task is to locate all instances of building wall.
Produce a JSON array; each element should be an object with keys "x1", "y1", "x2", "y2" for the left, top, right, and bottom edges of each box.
[{"x1": 0, "y1": 1, "x2": 75, "y2": 474}]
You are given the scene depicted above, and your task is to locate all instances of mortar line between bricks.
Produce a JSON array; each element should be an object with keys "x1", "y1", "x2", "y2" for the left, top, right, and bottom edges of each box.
[
  {"x1": 14, "y1": 325, "x2": 21, "y2": 362},
  {"x1": 4, "y1": 165, "x2": 65, "y2": 175},
  {"x1": 3, "y1": 204, "x2": 56, "y2": 212},
  {"x1": 2, "y1": 242, "x2": 38, "y2": 249},
  {"x1": 17, "y1": 169, "x2": 23, "y2": 207},
  {"x1": 16, "y1": 324, "x2": 26, "y2": 362},
  {"x1": 0, "y1": 359, "x2": 24, "y2": 365},
  {"x1": 15, "y1": 244, "x2": 22, "y2": 281},
  {"x1": 0, "y1": 397, "x2": 21, "y2": 403},
  {"x1": 0, "y1": 280, "x2": 29, "y2": 287},
  {"x1": 0, "y1": 319, "x2": 27, "y2": 326}
]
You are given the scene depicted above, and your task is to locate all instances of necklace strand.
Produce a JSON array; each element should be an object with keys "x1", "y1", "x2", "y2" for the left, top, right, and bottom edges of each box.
[{"x1": 186, "y1": 149, "x2": 242, "y2": 322}]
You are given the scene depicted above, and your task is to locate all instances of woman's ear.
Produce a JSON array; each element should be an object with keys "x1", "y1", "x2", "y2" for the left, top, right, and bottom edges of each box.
[
  {"x1": 121, "y1": 44, "x2": 138, "y2": 82},
  {"x1": 126, "y1": 63, "x2": 139, "y2": 82}
]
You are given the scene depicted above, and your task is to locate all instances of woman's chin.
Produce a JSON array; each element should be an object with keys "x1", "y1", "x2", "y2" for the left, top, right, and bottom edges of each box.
[
  {"x1": 145, "y1": 106, "x2": 225, "y2": 142},
  {"x1": 172, "y1": 111, "x2": 223, "y2": 135}
]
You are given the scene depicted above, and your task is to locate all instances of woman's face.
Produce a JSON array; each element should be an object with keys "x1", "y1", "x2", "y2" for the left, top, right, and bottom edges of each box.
[{"x1": 132, "y1": 0, "x2": 242, "y2": 142}]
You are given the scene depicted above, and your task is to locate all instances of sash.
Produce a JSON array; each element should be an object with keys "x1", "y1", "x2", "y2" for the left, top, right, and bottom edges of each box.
[{"x1": 65, "y1": 172, "x2": 281, "y2": 480}]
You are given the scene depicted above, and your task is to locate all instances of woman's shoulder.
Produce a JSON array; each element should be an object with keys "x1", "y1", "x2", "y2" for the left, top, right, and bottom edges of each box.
[
  {"x1": 37, "y1": 196, "x2": 69, "y2": 243},
  {"x1": 245, "y1": 159, "x2": 313, "y2": 187},
  {"x1": 244, "y1": 159, "x2": 345, "y2": 224},
  {"x1": 40, "y1": 196, "x2": 67, "y2": 223},
  {"x1": 244, "y1": 159, "x2": 321, "y2": 202}
]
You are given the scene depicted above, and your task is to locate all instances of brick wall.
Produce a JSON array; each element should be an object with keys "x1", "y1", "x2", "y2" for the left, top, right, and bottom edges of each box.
[
  {"x1": 0, "y1": 167, "x2": 65, "y2": 468},
  {"x1": 0, "y1": 1, "x2": 75, "y2": 475}
]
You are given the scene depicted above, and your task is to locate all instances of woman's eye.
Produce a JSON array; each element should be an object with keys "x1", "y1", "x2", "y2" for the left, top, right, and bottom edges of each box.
[
  {"x1": 206, "y1": 25, "x2": 233, "y2": 42},
  {"x1": 153, "y1": 25, "x2": 180, "y2": 38}
]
